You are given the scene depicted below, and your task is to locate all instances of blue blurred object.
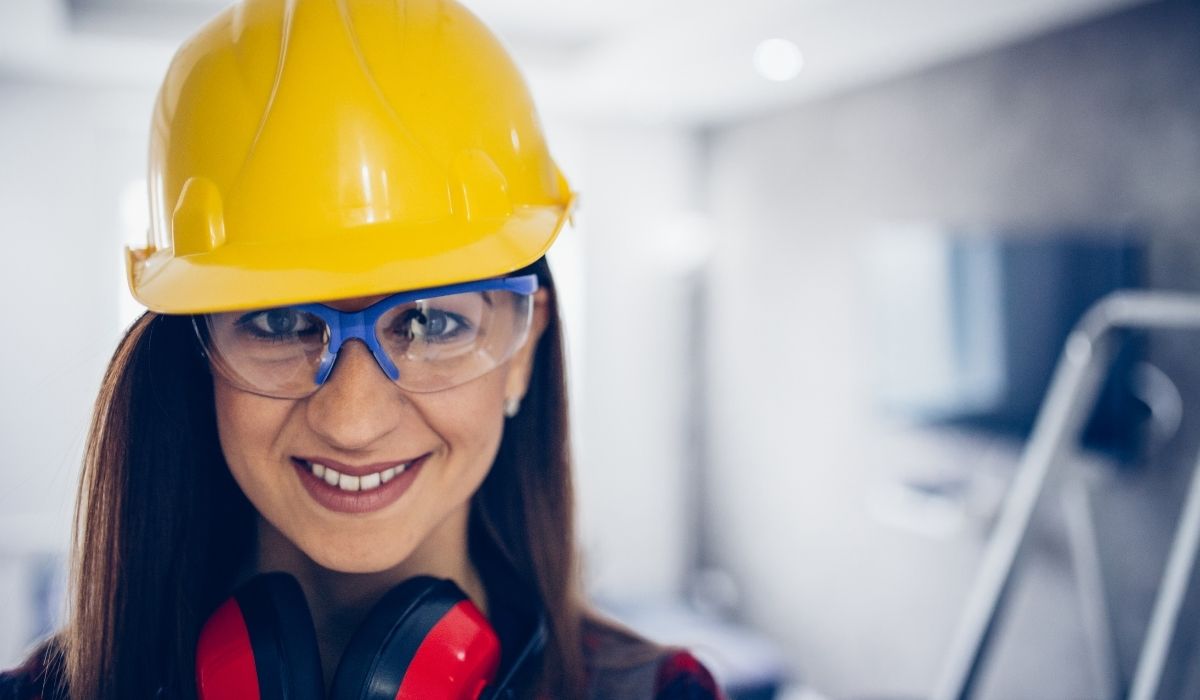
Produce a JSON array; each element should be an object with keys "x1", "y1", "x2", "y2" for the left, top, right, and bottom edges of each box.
[
  {"x1": 862, "y1": 230, "x2": 1146, "y2": 460},
  {"x1": 30, "y1": 553, "x2": 65, "y2": 643}
]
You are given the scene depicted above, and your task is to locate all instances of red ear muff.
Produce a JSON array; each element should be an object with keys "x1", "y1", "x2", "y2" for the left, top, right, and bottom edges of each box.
[
  {"x1": 195, "y1": 594, "x2": 260, "y2": 700},
  {"x1": 328, "y1": 576, "x2": 501, "y2": 700},
  {"x1": 196, "y1": 573, "x2": 324, "y2": 700}
]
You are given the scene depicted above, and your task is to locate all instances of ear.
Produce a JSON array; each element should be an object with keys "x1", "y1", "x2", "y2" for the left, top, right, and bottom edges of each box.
[{"x1": 504, "y1": 287, "x2": 551, "y2": 403}]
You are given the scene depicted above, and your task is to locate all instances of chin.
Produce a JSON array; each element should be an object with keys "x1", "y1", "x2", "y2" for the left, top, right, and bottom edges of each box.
[{"x1": 303, "y1": 536, "x2": 415, "y2": 575}]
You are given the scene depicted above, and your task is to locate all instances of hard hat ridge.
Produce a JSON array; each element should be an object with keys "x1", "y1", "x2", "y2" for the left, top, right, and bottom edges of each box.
[{"x1": 223, "y1": 0, "x2": 450, "y2": 238}]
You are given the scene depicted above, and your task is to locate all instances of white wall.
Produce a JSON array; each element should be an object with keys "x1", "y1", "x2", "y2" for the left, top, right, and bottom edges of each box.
[
  {"x1": 0, "y1": 79, "x2": 154, "y2": 665},
  {"x1": 565, "y1": 124, "x2": 707, "y2": 603}
]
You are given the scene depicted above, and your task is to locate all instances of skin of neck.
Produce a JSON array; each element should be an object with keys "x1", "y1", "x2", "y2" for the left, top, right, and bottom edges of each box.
[{"x1": 249, "y1": 504, "x2": 489, "y2": 689}]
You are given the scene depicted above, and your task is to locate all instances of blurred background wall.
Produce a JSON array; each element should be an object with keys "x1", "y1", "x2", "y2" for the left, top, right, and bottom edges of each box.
[
  {"x1": 701, "y1": 3, "x2": 1200, "y2": 697},
  {"x1": 2, "y1": 0, "x2": 1199, "y2": 698}
]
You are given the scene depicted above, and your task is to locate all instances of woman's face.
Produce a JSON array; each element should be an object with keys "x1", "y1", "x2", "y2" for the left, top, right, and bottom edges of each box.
[{"x1": 213, "y1": 287, "x2": 549, "y2": 574}]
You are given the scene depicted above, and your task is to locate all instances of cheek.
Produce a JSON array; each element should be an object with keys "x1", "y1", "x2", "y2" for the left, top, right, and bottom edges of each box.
[
  {"x1": 213, "y1": 380, "x2": 290, "y2": 495},
  {"x1": 424, "y1": 371, "x2": 508, "y2": 485}
]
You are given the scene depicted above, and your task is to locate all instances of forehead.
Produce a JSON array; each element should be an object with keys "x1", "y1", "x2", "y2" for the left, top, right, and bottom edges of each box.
[{"x1": 322, "y1": 294, "x2": 392, "y2": 313}]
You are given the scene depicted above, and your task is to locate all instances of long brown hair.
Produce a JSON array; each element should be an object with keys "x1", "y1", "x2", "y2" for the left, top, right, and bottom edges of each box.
[{"x1": 47, "y1": 256, "x2": 590, "y2": 698}]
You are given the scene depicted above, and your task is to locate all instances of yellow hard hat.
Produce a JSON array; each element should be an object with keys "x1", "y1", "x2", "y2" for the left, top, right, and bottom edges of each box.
[{"x1": 127, "y1": 0, "x2": 575, "y2": 314}]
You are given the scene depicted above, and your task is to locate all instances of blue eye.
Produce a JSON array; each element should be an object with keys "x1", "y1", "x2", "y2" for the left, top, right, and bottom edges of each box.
[{"x1": 397, "y1": 308, "x2": 469, "y2": 342}]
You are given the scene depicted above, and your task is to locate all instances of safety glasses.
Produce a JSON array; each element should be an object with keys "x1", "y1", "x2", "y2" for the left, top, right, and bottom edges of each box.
[{"x1": 194, "y1": 274, "x2": 538, "y2": 399}]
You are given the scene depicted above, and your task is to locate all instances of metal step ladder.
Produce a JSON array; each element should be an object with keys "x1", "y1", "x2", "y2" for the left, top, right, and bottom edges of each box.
[{"x1": 932, "y1": 291, "x2": 1200, "y2": 700}]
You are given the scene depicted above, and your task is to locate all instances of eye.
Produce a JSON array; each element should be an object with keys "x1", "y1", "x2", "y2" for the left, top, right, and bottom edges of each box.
[
  {"x1": 398, "y1": 306, "x2": 467, "y2": 341},
  {"x1": 236, "y1": 308, "x2": 321, "y2": 341}
]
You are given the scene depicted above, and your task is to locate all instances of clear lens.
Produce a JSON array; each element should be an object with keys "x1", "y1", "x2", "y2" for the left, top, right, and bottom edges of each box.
[
  {"x1": 198, "y1": 288, "x2": 533, "y2": 398},
  {"x1": 199, "y1": 307, "x2": 330, "y2": 398},
  {"x1": 378, "y1": 290, "x2": 532, "y2": 393}
]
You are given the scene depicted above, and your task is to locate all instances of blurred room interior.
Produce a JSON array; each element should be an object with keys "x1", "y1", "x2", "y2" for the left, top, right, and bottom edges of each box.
[{"x1": 1, "y1": 0, "x2": 1199, "y2": 697}]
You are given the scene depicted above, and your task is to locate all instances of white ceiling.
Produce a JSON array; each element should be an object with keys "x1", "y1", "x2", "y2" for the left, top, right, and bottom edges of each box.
[{"x1": 0, "y1": 0, "x2": 1155, "y2": 126}]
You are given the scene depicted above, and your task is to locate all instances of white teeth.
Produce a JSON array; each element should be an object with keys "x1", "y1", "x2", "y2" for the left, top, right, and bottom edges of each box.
[{"x1": 305, "y1": 459, "x2": 415, "y2": 492}]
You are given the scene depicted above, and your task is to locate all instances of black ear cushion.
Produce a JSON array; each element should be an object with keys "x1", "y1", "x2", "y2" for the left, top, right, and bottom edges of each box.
[
  {"x1": 234, "y1": 572, "x2": 325, "y2": 700},
  {"x1": 328, "y1": 576, "x2": 466, "y2": 700}
]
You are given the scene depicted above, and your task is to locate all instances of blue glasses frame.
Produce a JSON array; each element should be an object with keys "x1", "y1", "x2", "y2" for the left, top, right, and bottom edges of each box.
[{"x1": 199, "y1": 274, "x2": 539, "y2": 391}]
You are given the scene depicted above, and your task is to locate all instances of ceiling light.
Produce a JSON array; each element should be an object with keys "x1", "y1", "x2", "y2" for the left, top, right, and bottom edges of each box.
[{"x1": 753, "y1": 38, "x2": 804, "y2": 82}]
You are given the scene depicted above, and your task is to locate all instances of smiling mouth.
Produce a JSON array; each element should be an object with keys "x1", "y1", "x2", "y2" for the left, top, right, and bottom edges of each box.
[{"x1": 291, "y1": 455, "x2": 428, "y2": 493}]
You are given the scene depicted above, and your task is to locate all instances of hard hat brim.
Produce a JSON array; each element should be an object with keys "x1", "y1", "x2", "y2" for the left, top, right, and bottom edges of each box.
[{"x1": 127, "y1": 199, "x2": 574, "y2": 315}]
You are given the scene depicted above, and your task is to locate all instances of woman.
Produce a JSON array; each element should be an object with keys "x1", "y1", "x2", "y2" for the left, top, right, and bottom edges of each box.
[{"x1": 0, "y1": 0, "x2": 724, "y2": 698}]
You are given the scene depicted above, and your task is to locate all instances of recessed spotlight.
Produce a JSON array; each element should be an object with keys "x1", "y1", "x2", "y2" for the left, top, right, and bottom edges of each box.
[{"x1": 754, "y1": 38, "x2": 804, "y2": 82}]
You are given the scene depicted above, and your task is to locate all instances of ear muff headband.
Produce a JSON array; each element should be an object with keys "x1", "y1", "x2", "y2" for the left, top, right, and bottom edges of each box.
[
  {"x1": 241, "y1": 574, "x2": 326, "y2": 700},
  {"x1": 483, "y1": 613, "x2": 547, "y2": 700}
]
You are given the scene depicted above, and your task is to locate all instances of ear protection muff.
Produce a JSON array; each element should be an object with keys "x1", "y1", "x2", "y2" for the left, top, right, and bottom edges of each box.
[{"x1": 195, "y1": 572, "x2": 544, "y2": 700}]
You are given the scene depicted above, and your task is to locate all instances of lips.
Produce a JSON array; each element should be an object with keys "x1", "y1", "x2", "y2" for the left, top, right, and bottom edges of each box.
[{"x1": 291, "y1": 453, "x2": 431, "y2": 514}]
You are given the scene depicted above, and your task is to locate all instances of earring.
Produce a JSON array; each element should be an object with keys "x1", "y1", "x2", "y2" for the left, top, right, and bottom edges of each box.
[{"x1": 504, "y1": 396, "x2": 522, "y2": 418}]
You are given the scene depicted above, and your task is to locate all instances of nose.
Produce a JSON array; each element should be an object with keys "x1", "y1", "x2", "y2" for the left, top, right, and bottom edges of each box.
[{"x1": 303, "y1": 339, "x2": 405, "y2": 451}]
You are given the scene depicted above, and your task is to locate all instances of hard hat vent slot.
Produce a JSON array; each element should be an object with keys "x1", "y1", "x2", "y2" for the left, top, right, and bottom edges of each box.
[{"x1": 171, "y1": 177, "x2": 227, "y2": 255}]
